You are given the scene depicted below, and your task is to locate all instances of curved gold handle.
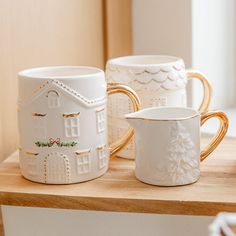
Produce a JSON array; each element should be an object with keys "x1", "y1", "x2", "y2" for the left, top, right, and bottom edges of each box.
[
  {"x1": 187, "y1": 70, "x2": 212, "y2": 114},
  {"x1": 200, "y1": 111, "x2": 228, "y2": 161},
  {"x1": 107, "y1": 83, "x2": 141, "y2": 157}
]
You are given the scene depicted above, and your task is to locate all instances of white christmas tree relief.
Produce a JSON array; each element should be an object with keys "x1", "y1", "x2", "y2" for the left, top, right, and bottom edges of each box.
[
  {"x1": 169, "y1": 121, "x2": 200, "y2": 183},
  {"x1": 158, "y1": 121, "x2": 200, "y2": 185}
]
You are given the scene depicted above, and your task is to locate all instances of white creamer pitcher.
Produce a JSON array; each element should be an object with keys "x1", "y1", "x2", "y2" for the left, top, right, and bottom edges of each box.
[{"x1": 126, "y1": 107, "x2": 228, "y2": 186}]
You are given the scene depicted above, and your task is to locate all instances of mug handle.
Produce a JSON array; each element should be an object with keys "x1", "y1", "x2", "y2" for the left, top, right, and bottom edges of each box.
[
  {"x1": 107, "y1": 83, "x2": 141, "y2": 157},
  {"x1": 200, "y1": 111, "x2": 228, "y2": 161},
  {"x1": 187, "y1": 70, "x2": 212, "y2": 114}
]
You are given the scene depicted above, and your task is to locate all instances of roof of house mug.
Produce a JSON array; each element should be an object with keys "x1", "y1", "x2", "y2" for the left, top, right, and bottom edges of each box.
[
  {"x1": 106, "y1": 55, "x2": 212, "y2": 159},
  {"x1": 18, "y1": 66, "x2": 141, "y2": 184},
  {"x1": 125, "y1": 107, "x2": 228, "y2": 186}
]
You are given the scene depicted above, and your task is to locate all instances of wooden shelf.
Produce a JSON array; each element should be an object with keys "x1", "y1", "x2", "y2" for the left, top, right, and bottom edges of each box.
[{"x1": 0, "y1": 137, "x2": 236, "y2": 216}]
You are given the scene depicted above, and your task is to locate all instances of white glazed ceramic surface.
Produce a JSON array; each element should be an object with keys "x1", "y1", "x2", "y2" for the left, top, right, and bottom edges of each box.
[
  {"x1": 18, "y1": 66, "x2": 109, "y2": 184},
  {"x1": 106, "y1": 55, "x2": 189, "y2": 159},
  {"x1": 126, "y1": 107, "x2": 202, "y2": 186}
]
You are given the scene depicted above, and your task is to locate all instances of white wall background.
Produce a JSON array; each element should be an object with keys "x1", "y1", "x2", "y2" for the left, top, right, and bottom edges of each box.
[
  {"x1": 2, "y1": 206, "x2": 213, "y2": 236},
  {"x1": 192, "y1": 0, "x2": 236, "y2": 109},
  {"x1": 133, "y1": 0, "x2": 236, "y2": 110},
  {"x1": 132, "y1": 0, "x2": 192, "y2": 66}
]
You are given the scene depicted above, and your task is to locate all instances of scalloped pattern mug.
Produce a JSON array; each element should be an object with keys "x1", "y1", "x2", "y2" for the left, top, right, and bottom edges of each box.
[{"x1": 106, "y1": 55, "x2": 212, "y2": 159}]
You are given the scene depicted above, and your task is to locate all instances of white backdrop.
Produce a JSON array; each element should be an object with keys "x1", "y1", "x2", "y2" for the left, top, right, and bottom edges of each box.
[
  {"x1": 2, "y1": 206, "x2": 213, "y2": 236},
  {"x1": 133, "y1": 0, "x2": 236, "y2": 110}
]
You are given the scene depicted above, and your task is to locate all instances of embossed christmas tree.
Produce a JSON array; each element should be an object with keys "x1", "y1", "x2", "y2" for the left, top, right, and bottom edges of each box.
[{"x1": 165, "y1": 121, "x2": 200, "y2": 185}]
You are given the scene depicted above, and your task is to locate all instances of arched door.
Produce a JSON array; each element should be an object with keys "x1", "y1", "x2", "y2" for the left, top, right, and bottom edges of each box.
[{"x1": 44, "y1": 152, "x2": 70, "y2": 184}]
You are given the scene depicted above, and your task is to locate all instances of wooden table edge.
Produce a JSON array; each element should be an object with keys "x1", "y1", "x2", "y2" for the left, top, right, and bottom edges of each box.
[{"x1": 0, "y1": 191, "x2": 235, "y2": 216}]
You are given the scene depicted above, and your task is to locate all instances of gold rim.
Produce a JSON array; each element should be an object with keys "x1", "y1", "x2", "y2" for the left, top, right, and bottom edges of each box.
[
  {"x1": 125, "y1": 116, "x2": 199, "y2": 121},
  {"x1": 200, "y1": 111, "x2": 228, "y2": 161},
  {"x1": 187, "y1": 70, "x2": 212, "y2": 114},
  {"x1": 125, "y1": 112, "x2": 199, "y2": 121},
  {"x1": 107, "y1": 83, "x2": 141, "y2": 157}
]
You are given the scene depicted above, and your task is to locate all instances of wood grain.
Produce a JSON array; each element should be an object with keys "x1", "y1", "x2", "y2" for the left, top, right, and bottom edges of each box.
[{"x1": 0, "y1": 137, "x2": 236, "y2": 216}]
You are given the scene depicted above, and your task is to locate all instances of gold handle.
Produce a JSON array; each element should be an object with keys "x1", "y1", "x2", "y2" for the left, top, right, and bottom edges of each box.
[
  {"x1": 187, "y1": 70, "x2": 212, "y2": 114},
  {"x1": 107, "y1": 83, "x2": 141, "y2": 157},
  {"x1": 200, "y1": 111, "x2": 228, "y2": 161}
]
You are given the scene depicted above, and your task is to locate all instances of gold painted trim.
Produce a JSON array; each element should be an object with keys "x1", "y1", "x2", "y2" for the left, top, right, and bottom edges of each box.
[
  {"x1": 133, "y1": 78, "x2": 163, "y2": 85},
  {"x1": 107, "y1": 83, "x2": 141, "y2": 157},
  {"x1": 32, "y1": 80, "x2": 50, "y2": 95},
  {"x1": 97, "y1": 145, "x2": 106, "y2": 151},
  {"x1": 173, "y1": 65, "x2": 183, "y2": 71},
  {"x1": 132, "y1": 78, "x2": 187, "y2": 90},
  {"x1": 108, "y1": 63, "x2": 185, "y2": 74},
  {"x1": 96, "y1": 107, "x2": 105, "y2": 112},
  {"x1": 134, "y1": 70, "x2": 161, "y2": 75},
  {"x1": 75, "y1": 149, "x2": 91, "y2": 155},
  {"x1": 63, "y1": 112, "x2": 80, "y2": 118},
  {"x1": 125, "y1": 114, "x2": 199, "y2": 122},
  {"x1": 26, "y1": 151, "x2": 39, "y2": 156},
  {"x1": 187, "y1": 70, "x2": 212, "y2": 114},
  {"x1": 32, "y1": 112, "x2": 46, "y2": 117},
  {"x1": 200, "y1": 111, "x2": 228, "y2": 161},
  {"x1": 160, "y1": 68, "x2": 171, "y2": 73}
]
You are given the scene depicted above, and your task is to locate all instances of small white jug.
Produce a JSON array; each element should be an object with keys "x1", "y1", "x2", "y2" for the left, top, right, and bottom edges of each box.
[{"x1": 126, "y1": 107, "x2": 228, "y2": 186}]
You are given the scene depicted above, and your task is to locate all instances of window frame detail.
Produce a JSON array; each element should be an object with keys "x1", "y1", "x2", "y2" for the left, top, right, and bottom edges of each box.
[
  {"x1": 63, "y1": 112, "x2": 80, "y2": 138},
  {"x1": 75, "y1": 149, "x2": 91, "y2": 174},
  {"x1": 47, "y1": 90, "x2": 60, "y2": 108},
  {"x1": 150, "y1": 97, "x2": 167, "y2": 107},
  {"x1": 96, "y1": 107, "x2": 106, "y2": 133},
  {"x1": 97, "y1": 145, "x2": 107, "y2": 169}
]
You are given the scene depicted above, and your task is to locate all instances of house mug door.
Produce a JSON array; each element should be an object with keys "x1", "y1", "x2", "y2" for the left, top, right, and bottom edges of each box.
[{"x1": 44, "y1": 152, "x2": 70, "y2": 184}]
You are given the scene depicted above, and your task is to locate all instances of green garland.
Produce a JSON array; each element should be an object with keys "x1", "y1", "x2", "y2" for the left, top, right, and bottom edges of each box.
[
  {"x1": 35, "y1": 141, "x2": 78, "y2": 147},
  {"x1": 58, "y1": 141, "x2": 77, "y2": 147}
]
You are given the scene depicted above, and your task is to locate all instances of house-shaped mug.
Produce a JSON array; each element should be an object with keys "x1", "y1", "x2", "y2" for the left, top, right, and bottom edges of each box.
[{"x1": 18, "y1": 67, "x2": 109, "y2": 184}]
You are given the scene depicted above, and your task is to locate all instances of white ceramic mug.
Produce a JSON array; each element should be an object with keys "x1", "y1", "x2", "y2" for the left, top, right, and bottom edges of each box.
[
  {"x1": 18, "y1": 66, "x2": 140, "y2": 184},
  {"x1": 106, "y1": 55, "x2": 212, "y2": 159},
  {"x1": 126, "y1": 107, "x2": 228, "y2": 186}
]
